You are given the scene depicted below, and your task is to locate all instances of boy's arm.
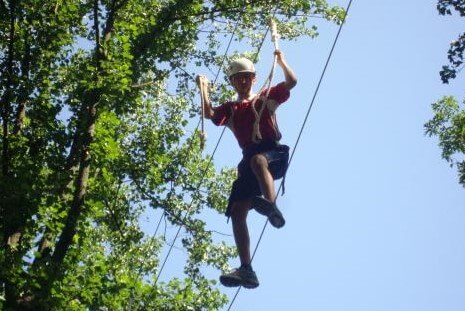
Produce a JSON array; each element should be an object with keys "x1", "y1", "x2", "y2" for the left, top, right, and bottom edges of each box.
[
  {"x1": 196, "y1": 75, "x2": 215, "y2": 119},
  {"x1": 275, "y1": 50, "x2": 297, "y2": 91}
]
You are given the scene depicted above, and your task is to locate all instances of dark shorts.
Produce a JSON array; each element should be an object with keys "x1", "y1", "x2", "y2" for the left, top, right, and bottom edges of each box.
[{"x1": 225, "y1": 141, "x2": 289, "y2": 217}]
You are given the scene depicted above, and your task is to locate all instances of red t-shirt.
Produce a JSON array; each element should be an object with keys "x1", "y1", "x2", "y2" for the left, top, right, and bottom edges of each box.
[{"x1": 212, "y1": 82, "x2": 290, "y2": 150}]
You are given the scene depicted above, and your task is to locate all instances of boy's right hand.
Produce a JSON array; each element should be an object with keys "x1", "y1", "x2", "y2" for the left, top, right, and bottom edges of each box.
[{"x1": 196, "y1": 75, "x2": 209, "y2": 88}]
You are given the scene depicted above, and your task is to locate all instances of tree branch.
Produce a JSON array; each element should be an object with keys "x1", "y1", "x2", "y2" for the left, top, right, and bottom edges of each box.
[
  {"x1": 1, "y1": 0, "x2": 15, "y2": 177},
  {"x1": 49, "y1": 0, "x2": 122, "y2": 285},
  {"x1": 14, "y1": 33, "x2": 31, "y2": 135}
]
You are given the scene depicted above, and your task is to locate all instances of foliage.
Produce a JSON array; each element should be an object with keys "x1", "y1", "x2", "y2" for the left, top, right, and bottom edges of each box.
[
  {"x1": 437, "y1": 0, "x2": 465, "y2": 83},
  {"x1": 426, "y1": 1, "x2": 465, "y2": 188},
  {"x1": 0, "y1": 0, "x2": 343, "y2": 309},
  {"x1": 425, "y1": 96, "x2": 465, "y2": 186}
]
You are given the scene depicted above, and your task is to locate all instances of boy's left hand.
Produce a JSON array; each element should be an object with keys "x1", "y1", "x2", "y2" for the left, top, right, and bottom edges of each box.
[
  {"x1": 274, "y1": 49, "x2": 297, "y2": 90},
  {"x1": 274, "y1": 50, "x2": 285, "y2": 66}
]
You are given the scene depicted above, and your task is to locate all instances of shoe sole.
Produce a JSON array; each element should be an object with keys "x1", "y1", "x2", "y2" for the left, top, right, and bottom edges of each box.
[
  {"x1": 252, "y1": 196, "x2": 285, "y2": 228},
  {"x1": 242, "y1": 280, "x2": 259, "y2": 289},
  {"x1": 220, "y1": 276, "x2": 259, "y2": 289},
  {"x1": 220, "y1": 275, "x2": 241, "y2": 287}
]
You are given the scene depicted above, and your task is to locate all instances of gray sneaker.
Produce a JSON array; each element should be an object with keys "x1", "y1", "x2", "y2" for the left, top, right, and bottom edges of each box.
[
  {"x1": 252, "y1": 196, "x2": 285, "y2": 228},
  {"x1": 220, "y1": 266, "x2": 259, "y2": 289}
]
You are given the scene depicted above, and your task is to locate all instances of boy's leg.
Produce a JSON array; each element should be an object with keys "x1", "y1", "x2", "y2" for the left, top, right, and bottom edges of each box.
[
  {"x1": 230, "y1": 199, "x2": 252, "y2": 266},
  {"x1": 249, "y1": 154, "x2": 275, "y2": 202},
  {"x1": 220, "y1": 199, "x2": 259, "y2": 289},
  {"x1": 249, "y1": 153, "x2": 285, "y2": 228}
]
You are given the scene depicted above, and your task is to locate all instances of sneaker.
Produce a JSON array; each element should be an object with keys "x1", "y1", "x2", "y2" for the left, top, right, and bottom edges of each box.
[
  {"x1": 219, "y1": 266, "x2": 259, "y2": 289},
  {"x1": 252, "y1": 196, "x2": 285, "y2": 228}
]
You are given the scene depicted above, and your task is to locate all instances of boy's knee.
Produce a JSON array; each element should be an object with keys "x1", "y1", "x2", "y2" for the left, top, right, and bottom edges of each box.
[{"x1": 249, "y1": 154, "x2": 268, "y2": 171}]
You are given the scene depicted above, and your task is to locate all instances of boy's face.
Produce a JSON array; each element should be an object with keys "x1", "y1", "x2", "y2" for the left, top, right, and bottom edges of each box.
[{"x1": 230, "y1": 72, "x2": 256, "y2": 95}]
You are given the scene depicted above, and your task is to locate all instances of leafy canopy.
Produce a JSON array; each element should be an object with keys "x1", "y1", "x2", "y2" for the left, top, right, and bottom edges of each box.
[
  {"x1": 0, "y1": 0, "x2": 344, "y2": 310},
  {"x1": 425, "y1": 0, "x2": 465, "y2": 188}
]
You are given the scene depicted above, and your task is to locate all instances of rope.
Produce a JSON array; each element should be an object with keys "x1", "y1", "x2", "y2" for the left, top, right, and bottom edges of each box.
[
  {"x1": 226, "y1": 0, "x2": 354, "y2": 309},
  {"x1": 199, "y1": 83, "x2": 207, "y2": 148},
  {"x1": 250, "y1": 18, "x2": 280, "y2": 143}
]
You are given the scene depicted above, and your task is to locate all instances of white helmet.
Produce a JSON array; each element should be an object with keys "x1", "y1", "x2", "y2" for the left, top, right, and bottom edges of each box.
[{"x1": 227, "y1": 58, "x2": 256, "y2": 79}]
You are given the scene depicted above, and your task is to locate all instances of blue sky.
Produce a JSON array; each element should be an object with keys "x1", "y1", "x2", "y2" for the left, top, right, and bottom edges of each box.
[
  {"x1": 155, "y1": 0, "x2": 465, "y2": 310},
  {"x1": 213, "y1": 0, "x2": 465, "y2": 310}
]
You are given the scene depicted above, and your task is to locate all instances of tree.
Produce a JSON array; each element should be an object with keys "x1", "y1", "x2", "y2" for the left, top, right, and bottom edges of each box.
[
  {"x1": 425, "y1": 96, "x2": 465, "y2": 186},
  {"x1": 0, "y1": 0, "x2": 344, "y2": 309},
  {"x1": 425, "y1": 0, "x2": 465, "y2": 188},
  {"x1": 437, "y1": 0, "x2": 465, "y2": 84}
]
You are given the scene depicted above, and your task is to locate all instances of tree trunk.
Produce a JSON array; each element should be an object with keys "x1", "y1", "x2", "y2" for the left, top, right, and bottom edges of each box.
[
  {"x1": 38, "y1": 0, "x2": 109, "y2": 297},
  {"x1": 51, "y1": 101, "x2": 97, "y2": 266}
]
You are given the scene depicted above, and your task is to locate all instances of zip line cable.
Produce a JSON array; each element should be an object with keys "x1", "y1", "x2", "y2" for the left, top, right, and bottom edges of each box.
[{"x1": 226, "y1": 0, "x2": 354, "y2": 309}]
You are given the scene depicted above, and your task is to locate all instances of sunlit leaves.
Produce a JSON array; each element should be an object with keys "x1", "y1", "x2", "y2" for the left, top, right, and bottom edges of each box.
[
  {"x1": 437, "y1": 0, "x2": 465, "y2": 83},
  {"x1": 1, "y1": 0, "x2": 343, "y2": 309},
  {"x1": 428, "y1": 1, "x2": 465, "y2": 188},
  {"x1": 425, "y1": 96, "x2": 465, "y2": 186}
]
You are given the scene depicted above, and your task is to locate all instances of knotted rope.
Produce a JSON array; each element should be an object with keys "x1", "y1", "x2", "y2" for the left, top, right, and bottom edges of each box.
[
  {"x1": 251, "y1": 18, "x2": 280, "y2": 143},
  {"x1": 199, "y1": 81, "x2": 207, "y2": 149}
]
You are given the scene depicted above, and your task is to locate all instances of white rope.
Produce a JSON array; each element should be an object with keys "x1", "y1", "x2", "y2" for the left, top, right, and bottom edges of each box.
[
  {"x1": 251, "y1": 19, "x2": 280, "y2": 143},
  {"x1": 199, "y1": 81, "x2": 207, "y2": 149}
]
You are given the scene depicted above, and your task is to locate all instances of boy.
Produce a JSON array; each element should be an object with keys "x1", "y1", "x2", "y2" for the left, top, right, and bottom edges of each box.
[{"x1": 196, "y1": 50, "x2": 297, "y2": 288}]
